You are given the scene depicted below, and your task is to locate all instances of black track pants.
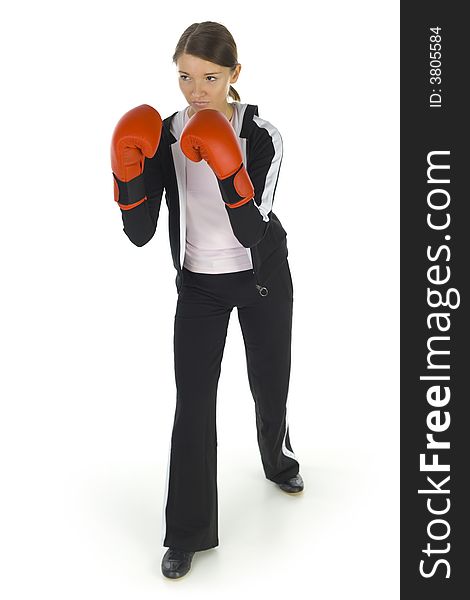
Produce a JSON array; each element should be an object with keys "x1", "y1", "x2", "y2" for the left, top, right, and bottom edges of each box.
[{"x1": 161, "y1": 257, "x2": 300, "y2": 552}]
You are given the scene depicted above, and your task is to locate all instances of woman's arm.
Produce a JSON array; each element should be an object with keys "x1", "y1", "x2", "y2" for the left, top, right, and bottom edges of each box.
[
  {"x1": 118, "y1": 140, "x2": 165, "y2": 247},
  {"x1": 111, "y1": 104, "x2": 165, "y2": 247},
  {"x1": 179, "y1": 108, "x2": 283, "y2": 248},
  {"x1": 225, "y1": 120, "x2": 283, "y2": 247}
]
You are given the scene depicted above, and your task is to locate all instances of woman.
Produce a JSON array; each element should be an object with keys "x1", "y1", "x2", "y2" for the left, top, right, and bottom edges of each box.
[{"x1": 111, "y1": 21, "x2": 303, "y2": 580}]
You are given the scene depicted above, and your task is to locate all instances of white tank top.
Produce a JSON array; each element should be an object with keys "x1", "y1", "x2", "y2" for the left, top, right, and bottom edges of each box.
[{"x1": 182, "y1": 105, "x2": 253, "y2": 274}]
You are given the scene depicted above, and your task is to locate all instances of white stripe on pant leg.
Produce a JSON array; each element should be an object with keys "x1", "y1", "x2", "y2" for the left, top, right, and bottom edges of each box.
[
  {"x1": 160, "y1": 437, "x2": 172, "y2": 546},
  {"x1": 281, "y1": 304, "x2": 298, "y2": 463},
  {"x1": 282, "y1": 413, "x2": 298, "y2": 461}
]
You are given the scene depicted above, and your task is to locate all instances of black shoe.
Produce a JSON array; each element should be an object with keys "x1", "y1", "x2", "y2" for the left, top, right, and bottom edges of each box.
[
  {"x1": 277, "y1": 473, "x2": 304, "y2": 493},
  {"x1": 161, "y1": 547, "x2": 195, "y2": 579}
]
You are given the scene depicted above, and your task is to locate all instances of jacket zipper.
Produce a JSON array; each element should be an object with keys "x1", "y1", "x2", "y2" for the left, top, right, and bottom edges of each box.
[
  {"x1": 255, "y1": 283, "x2": 269, "y2": 296},
  {"x1": 249, "y1": 247, "x2": 269, "y2": 296}
]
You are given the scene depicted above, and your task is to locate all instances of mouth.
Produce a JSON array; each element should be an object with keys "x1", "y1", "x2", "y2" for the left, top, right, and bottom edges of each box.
[{"x1": 192, "y1": 101, "x2": 209, "y2": 107}]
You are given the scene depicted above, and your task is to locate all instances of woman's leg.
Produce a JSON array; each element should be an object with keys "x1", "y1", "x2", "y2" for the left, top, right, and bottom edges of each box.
[
  {"x1": 236, "y1": 258, "x2": 300, "y2": 483},
  {"x1": 162, "y1": 269, "x2": 232, "y2": 552}
]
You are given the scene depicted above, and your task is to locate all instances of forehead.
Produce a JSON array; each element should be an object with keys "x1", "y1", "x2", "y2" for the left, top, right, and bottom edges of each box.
[{"x1": 177, "y1": 53, "x2": 226, "y2": 74}]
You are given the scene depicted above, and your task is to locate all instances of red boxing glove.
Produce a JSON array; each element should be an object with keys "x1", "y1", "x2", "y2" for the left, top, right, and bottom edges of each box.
[
  {"x1": 180, "y1": 109, "x2": 254, "y2": 208},
  {"x1": 110, "y1": 104, "x2": 162, "y2": 210}
]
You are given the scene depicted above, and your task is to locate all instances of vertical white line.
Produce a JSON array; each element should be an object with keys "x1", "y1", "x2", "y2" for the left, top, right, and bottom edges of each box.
[{"x1": 160, "y1": 437, "x2": 172, "y2": 546}]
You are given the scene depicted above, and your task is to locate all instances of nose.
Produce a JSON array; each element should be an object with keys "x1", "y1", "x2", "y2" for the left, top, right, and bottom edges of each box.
[{"x1": 191, "y1": 82, "x2": 207, "y2": 100}]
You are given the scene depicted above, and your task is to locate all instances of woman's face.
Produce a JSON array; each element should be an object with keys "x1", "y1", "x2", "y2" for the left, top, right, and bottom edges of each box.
[{"x1": 177, "y1": 53, "x2": 240, "y2": 114}]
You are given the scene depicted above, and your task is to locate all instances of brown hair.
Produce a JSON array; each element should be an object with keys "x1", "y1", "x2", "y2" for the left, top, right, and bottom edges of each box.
[{"x1": 172, "y1": 21, "x2": 241, "y2": 102}]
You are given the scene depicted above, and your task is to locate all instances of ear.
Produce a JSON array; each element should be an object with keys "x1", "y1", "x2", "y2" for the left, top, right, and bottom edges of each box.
[{"x1": 231, "y1": 64, "x2": 241, "y2": 84}]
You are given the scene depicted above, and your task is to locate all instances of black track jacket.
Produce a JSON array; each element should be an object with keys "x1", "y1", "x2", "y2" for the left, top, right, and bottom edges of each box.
[{"x1": 118, "y1": 102, "x2": 288, "y2": 295}]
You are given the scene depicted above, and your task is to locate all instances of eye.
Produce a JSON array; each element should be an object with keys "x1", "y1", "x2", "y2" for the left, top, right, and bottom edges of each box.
[{"x1": 179, "y1": 75, "x2": 217, "y2": 82}]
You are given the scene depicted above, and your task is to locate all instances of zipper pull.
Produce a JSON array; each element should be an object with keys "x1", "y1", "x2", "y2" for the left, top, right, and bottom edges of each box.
[{"x1": 256, "y1": 284, "x2": 269, "y2": 297}]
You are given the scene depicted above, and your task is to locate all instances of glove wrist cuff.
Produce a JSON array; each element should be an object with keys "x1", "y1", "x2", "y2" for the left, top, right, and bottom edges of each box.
[
  {"x1": 113, "y1": 172, "x2": 147, "y2": 209},
  {"x1": 217, "y1": 164, "x2": 254, "y2": 207}
]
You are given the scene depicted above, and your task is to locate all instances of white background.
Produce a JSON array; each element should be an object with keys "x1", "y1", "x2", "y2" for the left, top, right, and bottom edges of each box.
[{"x1": 0, "y1": 1, "x2": 399, "y2": 597}]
